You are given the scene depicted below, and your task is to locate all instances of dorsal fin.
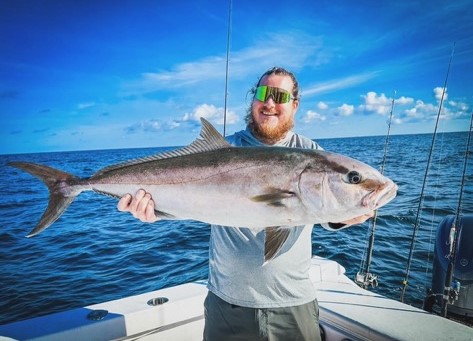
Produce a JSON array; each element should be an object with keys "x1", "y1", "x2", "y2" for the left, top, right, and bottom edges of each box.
[{"x1": 94, "y1": 118, "x2": 230, "y2": 176}]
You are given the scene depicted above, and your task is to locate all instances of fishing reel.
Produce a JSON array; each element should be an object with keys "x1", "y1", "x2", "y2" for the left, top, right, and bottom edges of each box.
[
  {"x1": 355, "y1": 271, "x2": 379, "y2": 289},
  {"x1": 445, "y1": 280, "x2": 461, "y2": 304},
  {"x1": 423, "y1": 281, "x2": 461, "y2": 313}
]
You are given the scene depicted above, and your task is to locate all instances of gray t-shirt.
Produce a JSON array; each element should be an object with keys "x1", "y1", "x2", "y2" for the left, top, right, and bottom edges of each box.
[{"x1": 207, "y1": 127, "x2": 322, "y2": 308}]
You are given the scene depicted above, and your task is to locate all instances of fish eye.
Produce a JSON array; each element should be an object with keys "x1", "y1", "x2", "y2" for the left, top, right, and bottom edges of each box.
[{"x1": 346, "y1": 171, "x2": 362, "y2": 184}]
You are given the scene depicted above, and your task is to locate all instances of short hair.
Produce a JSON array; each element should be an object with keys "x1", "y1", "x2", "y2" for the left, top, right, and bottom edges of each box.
[{"x1": 250, "y1": 66, "x2": 300, "y2": 100}]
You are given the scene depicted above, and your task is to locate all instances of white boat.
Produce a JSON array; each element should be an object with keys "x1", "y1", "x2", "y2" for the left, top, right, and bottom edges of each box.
[{"x1": 1, "y1": 256, "x2": 471, "y2": 341}]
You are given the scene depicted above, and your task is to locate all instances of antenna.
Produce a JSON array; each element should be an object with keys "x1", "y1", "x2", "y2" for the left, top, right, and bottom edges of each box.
[{"x1": 223, "y1": 0, "x2": 232, "y2": 137}]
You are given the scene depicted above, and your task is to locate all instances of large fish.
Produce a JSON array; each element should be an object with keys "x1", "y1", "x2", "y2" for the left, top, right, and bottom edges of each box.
[{"x1": 9, "y1": 118, "x2": 397, "y2": 261}]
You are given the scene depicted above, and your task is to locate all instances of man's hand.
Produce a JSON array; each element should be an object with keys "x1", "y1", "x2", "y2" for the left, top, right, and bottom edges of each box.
[{"x1": 117, "y1": 189, "x2": 159, "y2": 223}]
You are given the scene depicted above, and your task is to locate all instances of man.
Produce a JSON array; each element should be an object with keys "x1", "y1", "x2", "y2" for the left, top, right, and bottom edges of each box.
[{"x1": 118, "y1": 67, "x2": 372, "y2": 340}]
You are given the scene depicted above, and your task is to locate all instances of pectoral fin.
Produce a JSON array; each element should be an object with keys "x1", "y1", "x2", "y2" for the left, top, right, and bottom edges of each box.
[
  {"x1": 264, "y1": 226, "x2": 291, "y2": 263},
  {"x1": 251, "y1": 189, "x2": 296, "y2": 207}
]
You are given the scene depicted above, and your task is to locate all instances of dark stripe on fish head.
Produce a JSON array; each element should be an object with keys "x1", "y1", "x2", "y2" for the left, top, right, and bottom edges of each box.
[{"x1": 316, "y1": 153, "x2": 350, "y2": 175}]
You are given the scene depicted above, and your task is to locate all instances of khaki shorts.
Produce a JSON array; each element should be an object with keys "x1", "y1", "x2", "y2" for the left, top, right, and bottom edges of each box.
[{"x1": 203, "y1": 291, "x2": 321, "y2": 341}]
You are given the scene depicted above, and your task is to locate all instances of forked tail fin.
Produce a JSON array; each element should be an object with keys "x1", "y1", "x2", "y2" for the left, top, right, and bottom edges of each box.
[{"x1": 8, "y1": 161, "x2": 81, "y2": 237}]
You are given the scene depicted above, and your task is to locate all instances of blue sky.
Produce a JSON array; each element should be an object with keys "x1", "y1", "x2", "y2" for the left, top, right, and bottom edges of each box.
[{"x1": 1, "y1": 0, "x2": 472, "y2": 154}]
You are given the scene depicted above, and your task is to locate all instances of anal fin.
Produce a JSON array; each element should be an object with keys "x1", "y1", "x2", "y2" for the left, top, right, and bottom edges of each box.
[
  {"x1": 155, "y1": 209, "x2": 176, "y2": 219},
  {"x1": 264, "y1": 226, "x2": 291, "y2": 263}
]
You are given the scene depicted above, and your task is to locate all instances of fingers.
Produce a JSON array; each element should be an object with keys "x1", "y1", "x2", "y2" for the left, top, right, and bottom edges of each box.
[
  {"x1": 117, "y1": 193, "x2": 132, "y2": 211},
  {"x1": 117, "y1": 189, "x2": 158, "y2": 223},
  {"x1": 129, "y1": 189, "x2": 147, "y2": 213},
  {"x1": 145, "y1": 198, "x2": 157, "y2": 222}
]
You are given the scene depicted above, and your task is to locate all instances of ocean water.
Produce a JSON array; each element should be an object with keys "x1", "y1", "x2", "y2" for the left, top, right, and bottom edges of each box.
[{"x1": 0, "y1": 132, "x2": 472, "y2": 325}]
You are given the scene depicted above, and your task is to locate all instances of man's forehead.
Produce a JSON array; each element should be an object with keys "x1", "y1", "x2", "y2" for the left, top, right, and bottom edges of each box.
[{"x1": 260, "y1": 74, "x2": 294, "y2": 90}]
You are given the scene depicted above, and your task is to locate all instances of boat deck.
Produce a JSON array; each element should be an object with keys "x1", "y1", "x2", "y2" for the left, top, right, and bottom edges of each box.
[
  {"x1": 0, "y1": 257, "x2": 471, "y2": 340},
  {"x1": 310, "y1": 257, "x2": 472, "y2": 340}
]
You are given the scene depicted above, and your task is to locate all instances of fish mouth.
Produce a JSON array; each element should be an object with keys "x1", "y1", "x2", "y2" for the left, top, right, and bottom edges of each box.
[{"x1": 363, "y1": 181, "x2": 398, "y2": 210}]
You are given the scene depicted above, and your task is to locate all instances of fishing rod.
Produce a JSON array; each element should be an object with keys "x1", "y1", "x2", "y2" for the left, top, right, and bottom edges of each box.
[
  {"x1": 355, "y1": 90, "x2": 396, "y2": 289},
  {"x1": 222, "y1": 0, "x2": 232, "y2": 137},
  {"x1": 400, "y1": 43, "x2": 455, "y2": 303},
  {"x1": 440, "y1": 112, "x2": 473, "y2": 317}
]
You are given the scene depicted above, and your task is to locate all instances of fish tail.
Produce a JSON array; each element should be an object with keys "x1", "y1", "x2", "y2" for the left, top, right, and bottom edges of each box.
[{"x1": 8, "y1": 161, "x2": 81, "y2": 237}]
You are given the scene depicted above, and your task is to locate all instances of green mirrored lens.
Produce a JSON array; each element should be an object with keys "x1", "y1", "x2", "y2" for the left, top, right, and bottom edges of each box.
[
  {"x1": 272, "y1": 89, "x2": 290, "y2": 103},
  {"x1": 254, "y1": 86, "x2": 292, "y2": 104},
  {"x1": 255, "y1": 86, "x2": 268, "y2": 102}
]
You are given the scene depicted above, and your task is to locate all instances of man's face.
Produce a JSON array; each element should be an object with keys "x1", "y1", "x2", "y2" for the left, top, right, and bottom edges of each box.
[{"x1": 250, "y1": 74, "x2": 299, "y2": 144}]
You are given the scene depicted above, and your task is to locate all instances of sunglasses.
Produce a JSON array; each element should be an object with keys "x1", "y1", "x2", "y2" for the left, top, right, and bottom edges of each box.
[{"x1": 254, "y1": 86, "x2": 295, "y2": 104}]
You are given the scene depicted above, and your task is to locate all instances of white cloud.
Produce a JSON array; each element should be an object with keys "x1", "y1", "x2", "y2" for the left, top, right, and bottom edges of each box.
[
  {"x1": 302, "y1": 72, "x2": 378, "y2": 97},
  {"x1": 355, "y1": 90, "x2": 467, "y2": 125},
  {"x1": 303, "y1": 110, "x2": 326, "y2": 123},
  {"x1": 182, "y1": 103, "x2": 239, "y2": 125},
  {"x1": 302, "y1": 89, "x2": 467, "y2": 127},
  {"x1": 232, "y1": 33, "x2": 325, "y2": 70},
  {"x1": 126, "y1": 119, "x2": 161, "y2": 133},
  {"x1": 139, "y1": 56, "x2": 227, "y2": 90},
  {"x1": 360, "y1": 91, "x2": 391, "y2": 115},
  {"x1": 434, "y1": 87, "x2": 448, "y2": 101},
  {"x1": 182, "y1": 103, "x2": 220, "y2": 122},
  {"x1": 395, "y1": 96, "x2": 414, "y2": 105},
  {"x1": 317, "y1": 101, "x2": 329, "y2": 110},
  {"x1": 78, "y1": 102, "x2": 95, "y2": 110},
  {"x1": 449, "y1": 100, "x2": 470, "y2": 112},
  {"x1": 124, "y1": 103, "x2": 240, "y2": 135},
  {"x1": 396, "y1": 99, "x2": 438, "y2": 123},
  {"x1": 337, "y1": 104, "x2": 354, "y2": 116},
  {"x1": 124, "y1": 32, "x2": 328, "y2": 95}
]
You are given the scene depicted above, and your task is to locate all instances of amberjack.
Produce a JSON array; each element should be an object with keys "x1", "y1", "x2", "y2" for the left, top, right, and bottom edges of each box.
[{"x1": 9, "y1": 118, "x2": 397, "y2": 262}]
